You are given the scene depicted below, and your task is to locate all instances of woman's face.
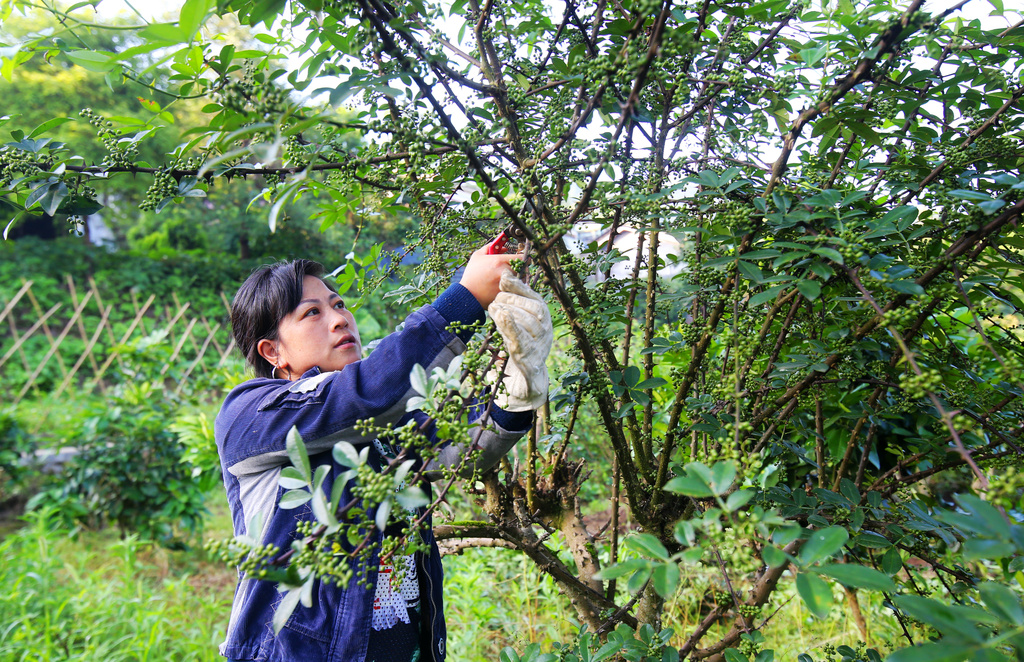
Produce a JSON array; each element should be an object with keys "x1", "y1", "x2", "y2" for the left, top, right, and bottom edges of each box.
[{"x1": 260, "y1": 275, "x2": 362, "y2": 379}]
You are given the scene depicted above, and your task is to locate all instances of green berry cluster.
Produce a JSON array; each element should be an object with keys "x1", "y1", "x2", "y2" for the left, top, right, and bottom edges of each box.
[
  {"x1": 899, "y1": 369, "x2": 943, "y2": 400},
  {"x1": 986, "y1": 466, "x2": 1024, "y2": 511},
  {"x1": 773, "y1": 73, "x2": 797, "y2": 95},
  {"x1": 632, "y1": 0, "x2": 662, "y2": 19},
  {"x1": 139, "y1": 170, "x2": 178, "y2": 212},
  {"x1": 719, "y1": 199, "x2": 755, "y2": 233},
  {"x1": 873, "y1": 97, "x2": 898, "y2": 122},
  {"x1": 216, "y1": 66, "x2": 291, "y2": 120},
  {"x1": 205, "y1": 537, "x2": 281, "y2": 579},
  {"x1": 737, "y1": 631, "x2": 762, "y2": 657},
  {"x1": 80, "y1": 108, "x2": 137, "y2": 168},
  {"x1": 878, "y1": 305, "x2": 917, "y2": 328},
  {"x1": 737, "y1": 603, "x2": 762, "y2": 619},
  {"x1": 0, "y1": 146, "x2": 44, "y2": 187},
  {"x1": 283, "y1": 136, "x2": 311, "y2": 167}
]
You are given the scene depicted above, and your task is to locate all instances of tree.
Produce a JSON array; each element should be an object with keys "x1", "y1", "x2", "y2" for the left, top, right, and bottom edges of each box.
[{"x1": 3, "y1": 0, "x2": 1024, "y2": 659}]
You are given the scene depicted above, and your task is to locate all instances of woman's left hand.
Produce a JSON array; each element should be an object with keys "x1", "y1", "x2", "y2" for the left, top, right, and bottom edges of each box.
[{"x1": 459, "y1": 244, "x2": 525, "y2": 308}]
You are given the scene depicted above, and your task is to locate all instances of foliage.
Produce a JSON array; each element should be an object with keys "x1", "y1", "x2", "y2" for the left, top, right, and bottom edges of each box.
[
  {"x1": 27, "y1": 380, "x2": 210, "y2": 545},
  {"x1": 0, "y1": 507, "x2": 232, "y2": 661},
  {"x1": 4, "y1": 0, "x2": 1024, "y2": 659},
  {"x1": 0, "y1": 236, "x2": 404, "y2": 396},
  {"x1": 0, "y1": 406, "x2": 31, "y2": 500}
]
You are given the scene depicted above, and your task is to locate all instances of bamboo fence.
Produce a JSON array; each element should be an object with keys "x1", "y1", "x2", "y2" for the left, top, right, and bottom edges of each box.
[{"x1": 0, "y1": 276, "x2": 236, "y2": 403}]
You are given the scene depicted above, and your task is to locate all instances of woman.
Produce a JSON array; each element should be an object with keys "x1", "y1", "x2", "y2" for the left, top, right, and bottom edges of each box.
[{"x1": 215, "y1": 244, "x2": 552, "y2": 661}]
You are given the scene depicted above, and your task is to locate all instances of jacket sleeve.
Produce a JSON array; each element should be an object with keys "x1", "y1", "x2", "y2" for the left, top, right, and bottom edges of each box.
[
  {"x1": 216, "y1": 284, "x2": 496, "y2": 478},
  {"x1": 406, "y1": 402, "x2": 533, "y2": 480}
]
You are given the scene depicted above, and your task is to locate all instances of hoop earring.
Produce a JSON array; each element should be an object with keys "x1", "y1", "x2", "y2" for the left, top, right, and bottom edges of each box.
[{"x1": 272, "y1": 361, "x2": 291, "y2": 380}]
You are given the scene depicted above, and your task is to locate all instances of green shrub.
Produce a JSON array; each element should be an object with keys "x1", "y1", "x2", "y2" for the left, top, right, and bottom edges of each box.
[
  {"x1": 0, "y1": 407, "x2": 32, "y2": 502},
  {"x1": 27, "y1": 381, "x2": 208, "y2": 546}
]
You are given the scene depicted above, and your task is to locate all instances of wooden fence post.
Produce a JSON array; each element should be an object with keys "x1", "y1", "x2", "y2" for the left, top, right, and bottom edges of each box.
[
  {"x1": 160, "y1": 317, "x2": 198, "y2": 377},
  {"x1": 23, "y1": 279, "x2": 69, "y2": 379},
  {"x1": 66, "y1": 274, "x2": 100, "y2": 375},
  {"x1": 89, "y1": 294, "x2": 155, "y2": 388},
  {"x1": 0, "y1": 302, "x2": 62, "y2": 372},
  {"x1": 5, "y1": 311, "x2": 34, "y2": 374},
  {"x1": 0, "y1": 280, "x2": 33, "y2": 327},
  {"x1": 175, "y1": 322, "x2": 221, "y2": 394},
  {"x1": 15, "y1": 291, "x2": 93, "y2": 403},
  {"x1": 87, "y1": 276, "x2": 126, "y2": 378},
  {"x1": 53, "y1": 299, "x2": 112, "y2": 399},
  {"x1": 0, "y1": 281, "x2": 36, "y2": 374},
  {"x1": 217, "y1": 338, "x2": 237, "y2": 367}
]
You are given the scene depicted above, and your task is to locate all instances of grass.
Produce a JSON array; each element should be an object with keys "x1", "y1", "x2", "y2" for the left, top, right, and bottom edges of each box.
[
  {"x1": 0, "y1": 487, "x2": 905, "y2": 662},
  {"x1": 0, "y1": 497, "x2": 236, "y2": 662}
]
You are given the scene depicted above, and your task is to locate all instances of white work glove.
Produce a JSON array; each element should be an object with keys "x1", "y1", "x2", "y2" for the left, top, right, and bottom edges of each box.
[{"x1": 487, "y1": 269, "x2": 553, "y2": 412}]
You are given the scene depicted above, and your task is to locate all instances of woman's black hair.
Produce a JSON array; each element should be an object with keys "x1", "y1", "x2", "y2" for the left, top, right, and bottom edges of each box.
[{"x1": 230, "y1": 259, "x2": 332, "y2": 378}]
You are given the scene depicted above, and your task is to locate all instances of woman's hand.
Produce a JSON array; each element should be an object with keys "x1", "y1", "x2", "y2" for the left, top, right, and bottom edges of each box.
[
  {"x1": 459, "y1": 244, "x2": 524, "y2": 309},
  {"x1": 488, "y1": 268, "x2": 552, "y2": 411}
]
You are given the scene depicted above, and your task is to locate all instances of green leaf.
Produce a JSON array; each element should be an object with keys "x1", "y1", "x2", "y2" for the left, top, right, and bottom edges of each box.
[
  {"x1": 810, "y1": 247, "x2": 844, "y2": 264},
  {"x1": 312, "y1": 464, "x2": 330, "y2": 492},
  {"x1": 710, "y1": 461, "x2": 737, "y2": 495},
  {"x1": 138, "y1": 23, "x2": 189, "y2": 44},
  {"x1": 797, "y1": 280, "x2": 821, "y2": 301},
  {"x1": 963, "y1": 538, "x2": 1015, "y2": 561},
  {"x1": 846, "y1": 121, "x2": 882, "y2": 148},
  {"x1": 635, "y1": 377, "x2": 668, "y2": 390},
  {"x1": 627, "y1": 533, "x2": 670, "y2": 561},
  {"x1": 886, "y1": 643, "x2": 977, "y2": 662},
  {"x1": 816, "y1": 563, "x2": 896, "y2": 591},
  {"x1": 280, "y1": 467, "x2": 307, "y2": 491},
  {"x1": 854, "y1": 532, "x2": 891, "y2": 549},
  {"x1": 279, "y1": 489, "x2": 311, "y2": 510},
  {"x1": 738, "y1": 259, "x2": 764, "y2": 283},
  {"x1": 310, "y1": 487, "x2": 336, "y2": 527},
  {"x1": 800, "y1": 45, "x2": 826, "y2": 66},
  {"x1": 664, "y1": 475, "x2": 714, "y2": 498},
  {"x1": 332, "y1": 441, "x2": 361, "y2": 469},
  {"x1": 27, "y1": 117, "x2": 74, "y2": 139},
  {"x1": 895, "y1": 595, "x2": 996, "y2": 643},
  {"x1": 952, "y1": 494, "x2": 1011, "y2": 538},
  {"x1": 286, "y1": 426, "x2": 311, "y2": 482},
  {"x1": 879, "y1": 205, "x2": 919, "y2": 228},
  {"x1": 796, "y1": 572, "x2": 832, "y2": 619},
  {"x1": 978, "y1": 582, "x2": 1024, "y2": 625},
  {"x1": 652, "y1": 562, "x2": 680, "y2": 598},
  {"x1": 725, "y1": 489, "x2": 755, "y2": 512},
  {"x1": 627, "y1": 565, "x2": 653, "y2": 594},
  {"x1": 273, "y1": 587, "x2": 302, "y2": 633},
  {"x1": 978, "y1": 199, "x2": 1006, "y2": 215},
  {"x1": 374, "y1": 496, "x2": 392, "y2": 532},
  {"x1": 799, "y1": 526, "x2": 849, "y2": 565},
  {"x1": 749, "y1": 284, "x2": 790, "y2": 307},
  {"x1": 594, "y1": 558, "x2": 649, "y2": 580},
  {"x1": 179, "y1": 0, "x2": 214, "y2": 39},
  {"x1": 762, "y1": 544, "x2": 789, "y2": 568},
  {"x1": 885, "y1": 280, "x2": 925, "y2": 296},
  {"x1": 66, "y1": 49, "x2": 116, "y2": 72},
  {"x1": 948, "y1": 189, "x2": 993, "y2": 202},
  {"x1": 26, "y1": 180, "x2": 68, "y2": 217},
  {"x1": 724, "y1": 649, "x2": 749, "y2": 662},
  {"x1": 881, "y1": 547, "x2": 903, "y2": 576}
]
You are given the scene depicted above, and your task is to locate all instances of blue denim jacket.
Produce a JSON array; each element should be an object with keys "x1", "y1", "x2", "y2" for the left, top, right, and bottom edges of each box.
[{"x1": 215, "y1": 284, "x2": 532, "y2": 661}]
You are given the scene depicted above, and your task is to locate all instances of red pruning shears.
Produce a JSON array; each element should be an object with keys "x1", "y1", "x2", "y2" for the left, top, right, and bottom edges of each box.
[{"x1": 485, "y1": 223, "x2": 525, "y2": 255}]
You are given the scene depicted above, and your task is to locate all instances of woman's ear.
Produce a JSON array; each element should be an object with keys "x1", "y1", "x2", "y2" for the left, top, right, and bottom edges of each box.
[{"x1": 257, "y1": 339, "x2": 281, "y2": 370}]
